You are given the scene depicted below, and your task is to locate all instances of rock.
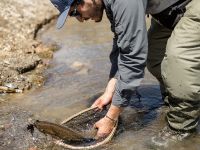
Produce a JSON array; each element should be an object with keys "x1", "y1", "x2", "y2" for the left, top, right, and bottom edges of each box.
[
  {"x1": 71, "y1": 61, "x2": 85, "y2": 69},
  {"x1": 76, "y1": 68, "x2": 90, "y2": 75},
  {"x1": 0, "y1": 124, "x2": 12, "y2": 131},
  {"x1": 0, "y1": 0, "x2": 57, "y2": 94},
  {"x1": 4, "y1": 83, "x2": 18, "y2": 89},
  {"x1": 6, "y1": 53, "x2": 42, "y2": 74},
  {"x1": 71, "y1": 61, "x2": 90, "y2": 75}
]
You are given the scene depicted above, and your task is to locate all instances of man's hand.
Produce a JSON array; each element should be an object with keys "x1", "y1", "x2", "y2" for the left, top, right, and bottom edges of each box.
[
  {"x1": 91, "y1": 92, "x2": 112, "y2": 109},
  {"x1": 94, "y1": 104, "x2": 122, "y2": 139},
  {"x1": 91, "y1": 78, "x2": 117, "y2": 109},
  {"x1": 94, "y1": 116, "x2": 116, "y2": 139}
]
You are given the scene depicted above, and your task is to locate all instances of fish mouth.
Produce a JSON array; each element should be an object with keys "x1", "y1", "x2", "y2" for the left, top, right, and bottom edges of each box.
[
  {"x1": 27, "y1": 120, "x2": 39, "y2": 135},
  {"x1": 27, "y1": 123, "x2": 35, "y2": 135}
]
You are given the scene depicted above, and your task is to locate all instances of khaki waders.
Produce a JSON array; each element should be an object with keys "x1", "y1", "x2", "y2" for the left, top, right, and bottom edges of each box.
[{"x1": 147, "y1": 0, "x2": 200, "y2": 131}]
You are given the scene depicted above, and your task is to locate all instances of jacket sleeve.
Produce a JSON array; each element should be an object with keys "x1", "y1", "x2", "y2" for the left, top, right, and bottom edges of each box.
[
  {"x1": 109, "y1": 35, "x2": 119, "y2": 79},
  {"x1": 111, "y1": 0, "x2": 148, "y2": 107}
]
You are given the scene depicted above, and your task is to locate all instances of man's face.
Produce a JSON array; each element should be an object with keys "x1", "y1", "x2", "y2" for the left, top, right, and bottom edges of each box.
[{"x1": 69, "y1": 0, "x2": 104, "y2": 22}]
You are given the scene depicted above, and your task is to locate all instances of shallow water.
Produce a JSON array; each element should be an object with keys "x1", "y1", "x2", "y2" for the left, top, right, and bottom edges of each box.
[{"x1": 0, "y1": 17, "x2": 199, "y2": 150}]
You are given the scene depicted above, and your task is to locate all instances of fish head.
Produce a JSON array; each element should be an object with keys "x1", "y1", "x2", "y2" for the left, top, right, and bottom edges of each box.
[
  {"x1": 33, "y1": 120, "x2": 56, "y2": 136},
  {"x1": 27, "y1": 123, "x2": 35, "y2": 135}
]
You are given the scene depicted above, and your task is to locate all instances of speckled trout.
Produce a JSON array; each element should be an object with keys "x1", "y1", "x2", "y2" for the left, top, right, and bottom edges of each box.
[{"x1": 27, "y1": 120, "x2": 97, "y2": 141}]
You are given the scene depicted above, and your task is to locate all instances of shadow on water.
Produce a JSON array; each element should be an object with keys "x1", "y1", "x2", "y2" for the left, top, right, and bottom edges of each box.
[
  {"x1": 0, "y1": 17, "x2": 199, "y2": 150},
  {"x1": 86, "y1": 84, "x2": 164, "y2": 130}
]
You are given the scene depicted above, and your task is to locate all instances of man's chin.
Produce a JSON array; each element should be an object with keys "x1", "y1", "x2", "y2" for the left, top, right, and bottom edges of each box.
[
  {"x1": 94, "y1": 17, "x2": 103, "y2": 22},
  {"x1": 95, "y1": 20, "x2": 101, "y2": 23}
]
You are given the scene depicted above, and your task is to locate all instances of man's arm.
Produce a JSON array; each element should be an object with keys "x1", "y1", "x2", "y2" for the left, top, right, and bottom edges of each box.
[
  {"x1": 94, "y1": 0, "x2": 148, "y2": 138},
  {"x1": 111, "y1": 0, "x2": 148, "y2": 107}
]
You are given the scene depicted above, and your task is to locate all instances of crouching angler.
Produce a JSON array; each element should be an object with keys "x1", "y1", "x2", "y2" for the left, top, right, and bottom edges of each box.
[{"x1": 50, "y1": 0, "x2": 200, "y2": 148}]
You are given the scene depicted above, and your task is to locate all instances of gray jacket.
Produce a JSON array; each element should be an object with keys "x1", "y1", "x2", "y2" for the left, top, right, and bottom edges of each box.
[{"x1": 103, "y1": 0, "x2": 178, "y2": 107}]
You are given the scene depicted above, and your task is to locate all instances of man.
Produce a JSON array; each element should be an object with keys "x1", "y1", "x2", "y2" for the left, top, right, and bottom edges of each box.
[{"x1": 50, "y1": 0, "x2": 200, "y2": 147}]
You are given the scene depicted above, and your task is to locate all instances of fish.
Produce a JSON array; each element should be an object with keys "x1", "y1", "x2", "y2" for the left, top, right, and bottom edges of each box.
[{"x1": 27, "y1": 120, "x2": 96, "y2": 141}]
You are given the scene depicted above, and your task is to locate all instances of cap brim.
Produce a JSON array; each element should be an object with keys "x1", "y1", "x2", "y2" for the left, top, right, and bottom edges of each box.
[{"x1": 56, "y1": 7, "x2": 70, "y2": 29}]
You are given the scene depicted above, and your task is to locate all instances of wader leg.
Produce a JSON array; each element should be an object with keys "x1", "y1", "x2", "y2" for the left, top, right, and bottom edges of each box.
[
  {"x1": 161, "y1": 0, "x2": 200, "y2": 131},
  {"x1": 147, "y1": 18, "x2": 172, "y2": 103}
]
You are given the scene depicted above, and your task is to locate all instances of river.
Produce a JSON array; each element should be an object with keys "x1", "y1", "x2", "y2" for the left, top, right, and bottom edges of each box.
[{"x1": 0, "y1": 16, "x2": 199, "y2": 150}]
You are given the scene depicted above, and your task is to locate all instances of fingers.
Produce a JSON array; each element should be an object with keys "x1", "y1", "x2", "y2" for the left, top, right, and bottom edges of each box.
[
  {"x1": 91, "y1": 102, "x2": 98, "y2": 108},
  {"x1": 93, "y1": 119, "x2": 101, "y2": 132},
  {"x1": 93, "y1": 119, "x2": 111, "y2": 140},
  {"x1": 94, "y1": 133, "x2": 107, "y2": 140},
  {"x1": 93, "y1": 123, "x2": 97, "y2": 130},
  {"x1": 95, "y1": 128, "x2": 110, "y2": 139},
  {"x1": 91, "y1": 98, "x2": 99, "y2": 108},
  {"x1": 94, "y1": 125, "x2": 105, "y2": 140},
  {"x1": 91, "y1": 99, "x2": 103, "y2": 110}
]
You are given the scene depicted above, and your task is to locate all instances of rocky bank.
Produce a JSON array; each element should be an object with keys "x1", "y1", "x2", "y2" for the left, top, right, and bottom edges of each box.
[{"x1": 0, "y1": 0, "x2": 58, "y2": 93}]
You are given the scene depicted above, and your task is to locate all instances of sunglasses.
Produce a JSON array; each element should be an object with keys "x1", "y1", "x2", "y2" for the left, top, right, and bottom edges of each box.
[{"x1": 69, "y1": 0, "x2": 82, "y2": 17}]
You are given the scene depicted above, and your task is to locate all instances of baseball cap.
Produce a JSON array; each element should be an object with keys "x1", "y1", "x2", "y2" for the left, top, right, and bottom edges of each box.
[{"x1": 50, "y1": 0, "x2": 75, "y2": 29}]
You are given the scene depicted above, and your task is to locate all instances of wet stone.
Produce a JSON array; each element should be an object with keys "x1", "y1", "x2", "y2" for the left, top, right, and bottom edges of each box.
[
  {"x1": 0, "y1": 106, "x2": 52, "y2": 150},
  {"x1": 6, "y1": 53, "x2": 42, "y2": 74}
]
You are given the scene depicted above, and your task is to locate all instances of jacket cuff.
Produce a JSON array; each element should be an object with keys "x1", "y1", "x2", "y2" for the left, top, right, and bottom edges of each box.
[{"x1": 112, "y1": 87, "x2": 131, "y2": 107}]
